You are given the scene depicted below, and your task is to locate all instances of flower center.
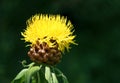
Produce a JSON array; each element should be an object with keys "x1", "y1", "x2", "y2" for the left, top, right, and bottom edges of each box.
[{"x1": 28, "y1": 39, "x2": 62, "y2": 65}]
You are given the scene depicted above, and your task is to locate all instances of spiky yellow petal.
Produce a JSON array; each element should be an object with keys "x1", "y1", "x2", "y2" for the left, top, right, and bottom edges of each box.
[{"x1": 21, "y1": 14, "x2": 76, "y2": 52}]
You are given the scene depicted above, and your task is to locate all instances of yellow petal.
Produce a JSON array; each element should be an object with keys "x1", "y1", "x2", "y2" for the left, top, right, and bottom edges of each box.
[{"x1": 21, "y1": 14, "x2": 76, "y2": 52}]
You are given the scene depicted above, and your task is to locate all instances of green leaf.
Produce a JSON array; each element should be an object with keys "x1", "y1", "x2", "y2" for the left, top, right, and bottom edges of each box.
[
  {"x1": 31, "y1": 76, "x2": 37, "y2": 83},
  {"x1": 54, "y1": 67, "x2": 69, "y2": 83},
  {"x1": 11, "y1": 69, "x2": 28, "y2": 83},
  {"x1": 61, "y1": 74, "x2": 69, "y2": 83},
  {"x1": 52, "y1": 72, "x2": 58, "y2": 83},
  {"x1": 25, "y1": 65, "x2": 42, "y2": 83},
  {"x1": 22, "y1": 61, "x2": 35, "y2": 68},
  {"x1": 14, "y1": 69, "x2": 28, "y2": 80},
  {"x1": 28, "y1": 62, "x2": 35, "y2": 68},
  {"x1": 45, "y1": 66, "x2": 53, "y2": 83}
]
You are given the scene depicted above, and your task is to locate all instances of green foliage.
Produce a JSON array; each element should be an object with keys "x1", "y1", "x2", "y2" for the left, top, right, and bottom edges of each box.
[
  {"x1": 25, "y1": 66, "x2": 41, "y2": 83},
  {"x1": 11, "y1": 69, "x2": 28, "y2": 83},
  {"x1": 45, "y1": 66, "x2": 53, "y2": 83},
  {"x1": 11, "y1": 62, "x2": 68, "y2": 83},
  {"x1": 11, "y1": 62, "x2": 41, "y2": 83},
  {"x1": 54, "y1": 67, "x2": 68, "y2": 83},
  {"x1": 51, "y1": 73, "x2": 58, "y2": 83}
]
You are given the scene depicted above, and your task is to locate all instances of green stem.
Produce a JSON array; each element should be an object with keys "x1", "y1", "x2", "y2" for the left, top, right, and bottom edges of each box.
[{"x1": 37, "y1": 70, "x2": 40, "y2": 83}]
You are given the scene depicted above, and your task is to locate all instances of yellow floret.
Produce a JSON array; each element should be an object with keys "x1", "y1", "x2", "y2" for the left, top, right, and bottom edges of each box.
[{"x1": 21, "y1": 14, "x2": 76, "y2": 52}]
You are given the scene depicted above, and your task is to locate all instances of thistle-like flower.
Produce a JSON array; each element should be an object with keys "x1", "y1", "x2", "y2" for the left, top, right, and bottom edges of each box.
[{"x1": 21, "y1": 14, "x2": 76, "y2": 65}]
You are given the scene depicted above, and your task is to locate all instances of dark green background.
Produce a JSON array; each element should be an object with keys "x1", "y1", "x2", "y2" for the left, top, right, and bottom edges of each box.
[{"x1": 0, "y1": 0, "x2": 120, "y2": 83}]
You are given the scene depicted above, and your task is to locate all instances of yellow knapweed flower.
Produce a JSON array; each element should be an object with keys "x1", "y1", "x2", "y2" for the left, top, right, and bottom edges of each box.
[{"x1": 21, "y1": 14, "x2": 76, "y2": 52}]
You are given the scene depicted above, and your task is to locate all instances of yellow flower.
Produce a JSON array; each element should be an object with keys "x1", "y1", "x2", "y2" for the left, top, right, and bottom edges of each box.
[{"x1": 21, "y1": 14, "x2": 76, "y2": 52}]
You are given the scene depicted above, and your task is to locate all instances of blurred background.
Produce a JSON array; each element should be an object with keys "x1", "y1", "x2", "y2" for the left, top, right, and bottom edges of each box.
[{"x1": 0, "y1": 0, "x2": 120, "y2": 83}]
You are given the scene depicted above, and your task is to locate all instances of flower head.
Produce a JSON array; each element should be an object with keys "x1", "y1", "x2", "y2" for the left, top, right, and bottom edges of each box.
[{"x1": 22, "y1": 14, "x2": 76, "y2": 52}]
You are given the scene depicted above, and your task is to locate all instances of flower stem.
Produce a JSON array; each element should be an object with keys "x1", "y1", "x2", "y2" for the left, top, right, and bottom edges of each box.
[{"x1": 37, "y1": 72, "x2": 40, "y2": 83}]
